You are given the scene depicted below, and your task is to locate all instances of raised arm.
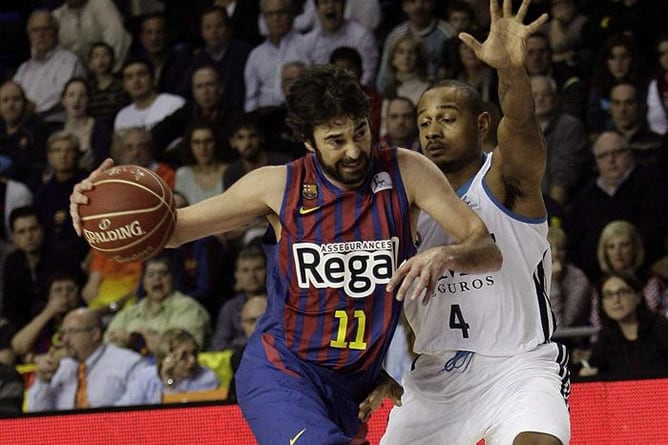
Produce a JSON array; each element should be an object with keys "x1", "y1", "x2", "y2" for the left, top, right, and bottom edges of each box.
[
  {"x1": 388, "y1": 149, "x2": 502, "y2": 303},
  {"x1": 459, "y1": 0, "x2": 548, "y2": 214}
]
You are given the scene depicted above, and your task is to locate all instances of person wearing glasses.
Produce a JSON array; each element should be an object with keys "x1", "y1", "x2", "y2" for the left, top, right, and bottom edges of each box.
[
  {"x1": 565, "y1": 131, "x2": 668, "y2": 281},
  {"x1": 115, "y1": 328, "x2": 218, "y2": 406},
  {"x1": 27, "y1": 308, "x2": 147, "y2": 411},
  {"x1": 579, "y1": 272, "x2": 668, "y2": 379}
]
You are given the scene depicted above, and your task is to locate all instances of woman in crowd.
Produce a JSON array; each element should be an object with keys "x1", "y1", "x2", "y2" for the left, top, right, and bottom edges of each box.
[
  {"x1": 579, "y1": 272, "x2": 668, "y2": 379},
  {"x1": 116, "y1": 329, "x2": 219, "y2": 405},
  {"x1": 174, "y1": 122, "x2": 228, "y2": 206},
  {"x1": 646, "y1": 32, "x2": 668, "y2": 135},
  {"x1": 382, "y1": 32, "x2": 431, "y2": 107},
  {"x1": 58, "y1": 78, "x2": 112, "y2": 171},
  {"x1": 86, "y1": 42, "x2": 129, "y2": 124}
]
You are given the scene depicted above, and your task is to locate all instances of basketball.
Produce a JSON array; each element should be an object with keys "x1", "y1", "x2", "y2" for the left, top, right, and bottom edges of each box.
[{"x1": 79, "y1": 165, "x2": 177, "y2": 263}]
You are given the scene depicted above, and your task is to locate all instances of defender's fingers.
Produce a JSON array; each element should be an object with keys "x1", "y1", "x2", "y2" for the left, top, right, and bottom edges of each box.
[
  {"x1": 387, "y1": 262, "x2": 410, "y2": 294},
  {"x1": 502, "y1": 0, "x2": 512, "y2": 17},
  {"x1": 526, "y1": 13, "x2": 549, "y2": 33},
  {"x1": 489, "y1": 0, "x2": 499, "y2": 23},
  {"x1": 458, "y1": 33, "x2": 482, "y2": 55},
  {"x1": 515, "y1": 0, "x2": 530, "y2": 21}
]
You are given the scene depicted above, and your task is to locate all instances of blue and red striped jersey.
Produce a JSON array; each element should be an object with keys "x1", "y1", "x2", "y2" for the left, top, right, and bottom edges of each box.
[{"x1": 257, "y1": 147, "x2": 416, "y2": 377}]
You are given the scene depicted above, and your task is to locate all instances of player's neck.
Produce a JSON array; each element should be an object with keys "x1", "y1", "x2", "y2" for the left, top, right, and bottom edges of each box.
[{"x1": 443, "y1": 153, "x2": 486, "y2": 191}]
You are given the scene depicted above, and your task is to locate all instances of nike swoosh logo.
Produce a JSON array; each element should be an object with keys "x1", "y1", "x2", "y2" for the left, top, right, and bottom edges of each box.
[
  {"x1": 289, "y1": 428, "x2": 306, "y2": 445},
  {"x1": 298, "y1": 206, "x2": 321, "y2": 215}
]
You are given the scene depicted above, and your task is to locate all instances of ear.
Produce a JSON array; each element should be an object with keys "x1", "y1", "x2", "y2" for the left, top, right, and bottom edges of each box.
[
  {"x1": 478, "y1": 111, "x2": 491, "y2": 137},
  {"x1": 304, "y1": 141, "x2": 315, "y2": 153}
]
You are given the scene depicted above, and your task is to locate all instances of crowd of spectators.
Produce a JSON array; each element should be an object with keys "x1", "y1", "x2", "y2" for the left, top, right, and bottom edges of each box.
[{"x1": 0, "y1": 0, "x2": 667, "y2": 412}]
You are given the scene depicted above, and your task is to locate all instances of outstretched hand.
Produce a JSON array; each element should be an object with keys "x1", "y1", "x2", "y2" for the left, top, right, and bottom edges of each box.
[
  {"x1": 69, "y1": 158, "x2": 115, "y2": 236},
  {"x1": 459, "y1": 0, "x2": 547, "y2": 70}
]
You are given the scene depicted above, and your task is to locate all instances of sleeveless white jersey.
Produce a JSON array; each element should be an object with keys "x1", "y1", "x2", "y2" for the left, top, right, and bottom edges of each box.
[{"x1": 405, "y1": 153, "x2": 555, "y2": 356}]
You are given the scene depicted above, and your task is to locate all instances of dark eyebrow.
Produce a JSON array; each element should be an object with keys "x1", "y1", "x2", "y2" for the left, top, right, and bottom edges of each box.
[{"x1": 417, "y1": 104, "x2": 459, "y2": 116}]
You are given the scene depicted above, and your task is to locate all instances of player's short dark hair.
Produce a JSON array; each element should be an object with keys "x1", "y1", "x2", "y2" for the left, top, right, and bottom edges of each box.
[
  {"x1": 429, "y1": 79, "x2": 485, "y2": 117},
  {"x1": 285, "y1": 65, "x2": 369, "y2": 145}
]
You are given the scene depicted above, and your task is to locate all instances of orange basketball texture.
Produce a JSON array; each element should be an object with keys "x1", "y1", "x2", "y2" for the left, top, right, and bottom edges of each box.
[{"x1": 79, "y1": 165, "x2": 176, "y2": 263}]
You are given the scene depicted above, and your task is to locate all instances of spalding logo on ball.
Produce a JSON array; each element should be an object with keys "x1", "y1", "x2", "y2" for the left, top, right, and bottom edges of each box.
[{"x1": 79, "y1": 165, "x2": 177, "y2": 263}]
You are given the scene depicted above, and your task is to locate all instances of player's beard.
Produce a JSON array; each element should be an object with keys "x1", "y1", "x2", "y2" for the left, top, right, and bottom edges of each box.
[{"x1": 315, "y1": 149, "x2": 370, "y2": 187}]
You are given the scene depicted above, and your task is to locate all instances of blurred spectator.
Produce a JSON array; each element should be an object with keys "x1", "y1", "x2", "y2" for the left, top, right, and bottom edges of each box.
[
  {"x1": 86, "y1": 42, "x2": 130, "y2": 124},
  {"x1": 115, "y1": 328, "x2": 218, "y2": 405},
  {"x1": 0, "y1": 318, "x2": 16, "y2": 367},
  {"x1": 52, "y1": 0, "x2": 132, "y2": 73},
  {"x1": 0, "y1": 363, "x2": 23, "y2": 416},
  {"x1": 213, "y1": 0, "x2": 262, "y2": 47},
  {"x1": 646, "y1": 32, "x2": 668, "y2": 136},
  {"x1": 133, "y1": 13, "x2": 191, "y2": 97},
  {"x1": 380, "y1": 32, "x2": 431, "y2": 107},
  {"x1": 582, "y1": 0, "x2": 667, "y2": 65},
  {"x1": 211, "y1": 244, "x2": 266, "y2": 351},
  {"x1": 444, "y1": 1, "x2": 476, "y2": 36},
  {"x1": 579, "y1": 272, "x2": 668, "y2": 380},
  {"x1": 151, "y1": 66, "x2": 237, "y2": 163},
  {"x1": 175, "y1": 123, "x2": 227, "y2": 205},
  {"x1": 227, "y1": 294, "x2": 267, "y2": 402},
  {"x1": 376, "y1": 0, "x2": 454, "y2": 92},
  {"x1": 530, "y1": 74, "x2": 589, "y2": 206},
  {"x1": 81, "y1": 250, "x2": 141, "y2": 311},
  {"x1": 2, "y1": 207, "x2": 66, "y2": 330},
  {"x1": 377, "y1": 96, "x2": 419, "y2": 151},
  {"x1": 13, "y1": 10, "x2": 85, "y2": 120},
  {"x1": 56, "y1": 79, "x2": 112, "y2": 171},
  {"x1": 300, "y1": 0, "x2": 378, "y2": 87},
  {"x1": 442, "y1": 30, "x2": 498, "y2": 107},
  {"x1": 566, "y1": 131, "x2": 668, "y2": 281},
  {"x1": 105, "y1": 255, "x2": 210, "y2": 354},
  {"x1": 244, "y1": 0, "x2": 307, "y2": 112},
  {"x1": 524, "y1": 32, "x2": 586, "y2": 121},
  {"x1": 591, "y1": 221, "x2": 668, "y2": 322},
  {"x1": 35, "y1": 132, "x2": 89, "y2": 266},
  {"x1": 11, "y1": 271, "x2": 84, "y2": 363},
  {"x1": 190, "y1": 6, "x2": 252, "y2": 115},
  {"x1": 608, "y1": 81, "x2": 665, "y2": 170},
  {"x1": 113, "y1": 57, "x2": 185, "y2": 132},
  {"x1": 0, "y1": 174, "x2": 32, "y2": 297},
  {"x1": 539, "y1": 0, "x2": 588, "y2": 67},
  {"x1": 223, "y1": 114, "x2": 292, "y2": 189},
  {"x1": 27, "y1": 308, "x2": 147, "y2": 411},
  {"x1": 171, "y1": 191, "x2": 231, "y2": 322},
  {"x1": 118, "y1": 127, "x2": 175, "y2": 188},
  {"x1": 548, "y1": 226, "x2": 592, "y2": 329},
  {"x1": 330, "y1": 46, "x2": 383, "y2": 143},
  {"x1": 585, "y1": 33, "x2": 645, "y2": 138},
  {"x1": 0, "y1": 81, "x2": 50, "y2": 189}
]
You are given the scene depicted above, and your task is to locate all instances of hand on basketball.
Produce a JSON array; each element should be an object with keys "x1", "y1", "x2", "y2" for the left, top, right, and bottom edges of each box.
[
  {"x1": 69, "y1": 158, "x2": 115, "y2": 236},
  {"x1": 388, "y1": 246, "x2": 453, "y2": 305},
  {"x1": 459, "y1": 0, "x2": 547, "y2": 70}
]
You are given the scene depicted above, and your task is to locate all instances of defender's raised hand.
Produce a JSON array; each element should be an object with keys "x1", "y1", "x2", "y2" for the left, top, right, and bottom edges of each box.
[{"x1": 459, "y1": 0, "x2": 548, "y2": 70}]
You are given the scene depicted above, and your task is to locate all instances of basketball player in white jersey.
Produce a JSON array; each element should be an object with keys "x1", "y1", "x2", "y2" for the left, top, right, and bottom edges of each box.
[{"x1": 360, "y1": 1, "x2": 571, "y2": 444}]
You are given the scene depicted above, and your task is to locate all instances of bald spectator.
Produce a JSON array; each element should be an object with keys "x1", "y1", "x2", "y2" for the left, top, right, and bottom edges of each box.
[
  {"x1": 13, "y1": 10, "x2": 85, "y2": 120},
  {"x1": 300, "y1": 0, "x2": 378, "y2": 87},
  {"x1": 244, "y1": 0, "x2": 307, "y2": 112},
  {"x1": 27, "y1": 308, "x2": 147, "y2": 411},
  {"x1": 52, "y1": 0, "x2": 132, "y2": 73},
  {"x1": 113, "y1": 57, "x2": 185, "y2": 132},
  {"x1": 566, "y1": 131, "x2": 668, "y2": 280}
]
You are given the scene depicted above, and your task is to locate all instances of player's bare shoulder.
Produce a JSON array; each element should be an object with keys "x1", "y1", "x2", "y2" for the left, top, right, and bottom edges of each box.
[{"x1": 234, "y1": 164, "x2": 288, "y2": 215}]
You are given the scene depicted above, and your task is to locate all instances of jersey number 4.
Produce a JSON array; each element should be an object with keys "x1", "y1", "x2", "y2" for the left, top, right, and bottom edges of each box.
[
  {"x1": 449, "y1": 304, "x2": 470, "y2": 338},
  {"x1": 330, "y1": 310, "x2": 367, "y2": 350}
]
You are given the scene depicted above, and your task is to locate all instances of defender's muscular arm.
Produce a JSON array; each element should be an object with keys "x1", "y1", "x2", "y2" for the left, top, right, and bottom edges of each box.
[{"x1": 389, "y1": 149, "x2": 502, "y2": 302}]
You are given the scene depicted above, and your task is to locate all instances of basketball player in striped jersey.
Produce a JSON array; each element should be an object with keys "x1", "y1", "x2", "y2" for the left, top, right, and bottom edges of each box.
[
  {"x1": 70, "y1": 65, "x2": 502, "y2": 444},
  {"x1": 361, "y1": 1, "x2": 571, "y2": 444}
]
